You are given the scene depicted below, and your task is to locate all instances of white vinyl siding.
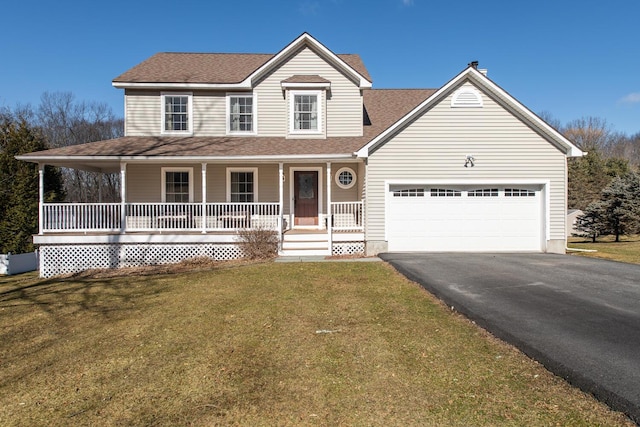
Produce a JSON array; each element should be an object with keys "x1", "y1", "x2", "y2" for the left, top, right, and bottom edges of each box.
[
  {"x1": 254, "y1": 47, "x2": 362, "y2": 137},
  {"x1": 125, "y1": 90, "x2": 161, "y2": 136},
  {"x1": 366, "y1": 81, "x2": 567, "y2": 245},
  {"x1": 124, "y1": 47, "x2": 362, "y2": 137},
  {"x1": 125, "y1": 90, "x2": 226, "y2": 136}
]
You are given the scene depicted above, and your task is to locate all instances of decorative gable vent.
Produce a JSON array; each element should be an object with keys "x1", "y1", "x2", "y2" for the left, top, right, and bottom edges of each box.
[{"x1": 451, "y1": 87, "x2": 483, "y2": 108}]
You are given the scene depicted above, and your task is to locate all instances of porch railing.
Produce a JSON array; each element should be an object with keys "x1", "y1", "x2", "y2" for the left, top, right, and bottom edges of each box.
[
  {"x1": 41, "y1": 202, "x2": 281, "y2": 233},
  {"x1": 330, "y1": 201, "x2": 364, "y2": 231},
  {"x1": 43, "y1": 203, "x2": 121, "y2": 231}
]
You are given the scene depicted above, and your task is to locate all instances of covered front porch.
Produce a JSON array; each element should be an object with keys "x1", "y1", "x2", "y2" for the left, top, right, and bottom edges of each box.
[{"x1": 32, "y1": 158, "x2": 365, "y2": 276}]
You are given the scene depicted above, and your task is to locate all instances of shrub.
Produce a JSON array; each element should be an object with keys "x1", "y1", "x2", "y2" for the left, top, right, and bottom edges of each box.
[{"x1": 236, "y1": 227, "x2": 279, "y2": 260}]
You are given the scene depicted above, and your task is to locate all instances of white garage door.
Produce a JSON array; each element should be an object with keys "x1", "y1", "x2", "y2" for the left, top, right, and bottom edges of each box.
[{"x1": 387, "y1": 186, "x2": 543, "y2": 252}]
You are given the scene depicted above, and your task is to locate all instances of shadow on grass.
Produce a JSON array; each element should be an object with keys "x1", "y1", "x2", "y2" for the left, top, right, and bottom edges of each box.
[{"x1": 0, "y1": 273, "x2": 171, "y2": 319}]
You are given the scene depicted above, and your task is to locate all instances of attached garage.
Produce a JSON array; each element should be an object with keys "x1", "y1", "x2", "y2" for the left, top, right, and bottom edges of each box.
[{"x1": 386, "y1": 184, "x2": 544, "y2": 252}]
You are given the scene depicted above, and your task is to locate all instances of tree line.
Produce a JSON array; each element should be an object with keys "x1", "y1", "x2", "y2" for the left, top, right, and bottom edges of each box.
[
  {"x1": 0, "y1": 92, "x2": 123, "y2": 253},
  {"x1": 543, "y1": 115, "x2": 640, "y2": 242}
]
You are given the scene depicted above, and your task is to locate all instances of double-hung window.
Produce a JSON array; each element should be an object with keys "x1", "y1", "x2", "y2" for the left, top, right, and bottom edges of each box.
[
  {"x1": 162, "y1": 92, "x2": 192, "y2": 134},
  {"x1": 227, "y1": 168, "x2": 258, "y2": 203},
  {"x1": 227, "y1": 94, "x2": 255, "y2": 134},
  {"x1": 290, "y1": 90, "x2": 322, "y2": 134},
  {"x1": 161, "y1": 167, "x2": 193, "y2": 203}
]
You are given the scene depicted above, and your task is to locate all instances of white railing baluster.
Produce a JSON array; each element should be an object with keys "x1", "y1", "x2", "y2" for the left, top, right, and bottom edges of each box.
[
  {"x1": 41, "y1": 202, "x2": 282, "y2": 233},
  {"x1": 330, "y1": 201, "x2": 364, "y2": 232}
]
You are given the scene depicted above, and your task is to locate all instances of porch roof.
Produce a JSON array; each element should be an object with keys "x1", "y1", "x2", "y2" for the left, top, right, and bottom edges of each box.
[{"x1": 17, "y1": 88, "x2": 436, "y2": 172}]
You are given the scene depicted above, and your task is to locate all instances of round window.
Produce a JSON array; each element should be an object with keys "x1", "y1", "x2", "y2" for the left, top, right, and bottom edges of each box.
[{"x1": 335, "y1": 167, "x2": 356, "y2": 189}]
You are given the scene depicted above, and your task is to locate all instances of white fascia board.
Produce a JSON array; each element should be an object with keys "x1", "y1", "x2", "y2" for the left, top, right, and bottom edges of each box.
[
  {"x1": 357, "y1": 67, "x2": 585, "y2": 158},
  {"x1": 18, "y1": 154, "x2": 356, "y2": 163},
  {"x1": 280, "y1": 82, "x2": 331, "y2": 89},
  {"x1": 357, "y1": 69, "x2": 470, "y2": 158},
  {"x1": 464, "y1": 68, "x2": 585, "y2": 158},
  {"x1": 112, "y1": 81, "x2": 252, "y2": 90},
  {"x1": 244, "y1": 33, "x2": 372, "y2": 89}
]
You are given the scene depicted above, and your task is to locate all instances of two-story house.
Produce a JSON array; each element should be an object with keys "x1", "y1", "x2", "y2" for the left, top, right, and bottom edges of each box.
[{"x1": 19, "y1": 33, "x2": 583, "y2": 277}]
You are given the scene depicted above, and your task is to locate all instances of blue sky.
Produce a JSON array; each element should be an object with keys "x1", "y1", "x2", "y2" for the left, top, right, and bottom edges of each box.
[{"x1": 2, "y1": 0, "x2": 639, "y2": 135}]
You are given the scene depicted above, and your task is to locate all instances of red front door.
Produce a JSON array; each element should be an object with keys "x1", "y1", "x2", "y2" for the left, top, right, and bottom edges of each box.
[{"x1": 294, "y1": 171, "x2": 319, "y2": 226}]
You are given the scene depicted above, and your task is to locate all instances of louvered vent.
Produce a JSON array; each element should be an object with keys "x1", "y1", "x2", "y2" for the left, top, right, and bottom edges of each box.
[{"x1": 451, "y1": 87, "x2": 483, "y2": 108}]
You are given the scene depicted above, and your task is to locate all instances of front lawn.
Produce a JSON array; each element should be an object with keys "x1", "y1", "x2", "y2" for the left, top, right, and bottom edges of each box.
[
  {"x1": 568, "y1": 235, "x2": 640, "y2": 265},
  {"x1": 0, "y1": 263, "x2": 632, "y2": 426}
]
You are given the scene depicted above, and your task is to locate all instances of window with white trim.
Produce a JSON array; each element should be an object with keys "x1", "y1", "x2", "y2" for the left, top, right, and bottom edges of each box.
[
  {"x1": 335, "y1": 167, "x2": 356, "y2": 189},
  {"x1": 393, "y1": 188, "x2": 425, "y2": 197},
  {"x1": 161, "y1": 168, "x2": 193, "y2": 202},
  {"x1": 468, "y1": 188, "x2": 499, "y2": 197},
  {"x1": 430, "y1": 188, "x2": 462, "y2": 197},
  {"x1": 227, "y1": 93, "x2": 255, "y2": 133},
  {"x1": 290, "y1": 90, "x2": 322, "y2": 133},
  {"x1": 162, "y1": 93, "x2": 192, "y2": 134},
  {"x1": 505, "y1": 188, "x2": 536, "y2": 197},
  {"x1": 227, "y1": 168, "x2": 258, "y2": 202}
]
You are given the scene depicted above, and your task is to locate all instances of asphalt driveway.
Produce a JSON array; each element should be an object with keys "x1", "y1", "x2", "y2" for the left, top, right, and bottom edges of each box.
[{"x1": 380, "y1": 253, "x2": 640, "y2": 424}]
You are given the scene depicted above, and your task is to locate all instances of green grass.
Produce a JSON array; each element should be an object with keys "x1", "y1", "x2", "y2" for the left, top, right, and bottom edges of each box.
[
  {"x1": 0, "y1": 263, "x2": 633, "y2": 426},
  {"x1": 568, "y1": 234, "x2": 640, "y2": 265}
]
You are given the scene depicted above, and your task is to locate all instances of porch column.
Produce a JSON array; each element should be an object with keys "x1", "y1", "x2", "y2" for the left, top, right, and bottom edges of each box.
[
  {"x1": 120, "y1": 162, "x2": 127, "y2": 233},
  {"x1": 326, "y1": 162, "x2": 332, "y2": 252},
  {"x1": 278, "y1": 162, "x2": 284, "y2": 239},
  {"x1": 201, "y1": 163, "x2": 207, "y2": 234},
  {"x1": 38, "y1": 164, "x2": 44, "y2": 235}
]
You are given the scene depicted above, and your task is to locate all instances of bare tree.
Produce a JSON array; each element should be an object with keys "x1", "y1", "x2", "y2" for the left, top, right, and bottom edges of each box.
[
  {"x1": 563, "y1": 116, "x2": 615, "y2": 153},
  {"x1": 35, "y1": 92, "x2": 124, "y2": 202}
]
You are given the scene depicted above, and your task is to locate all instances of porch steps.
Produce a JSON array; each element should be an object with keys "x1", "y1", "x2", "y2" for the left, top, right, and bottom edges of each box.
[{"x1": 280, "y1": 230, "x2": 331, "y2": 257}]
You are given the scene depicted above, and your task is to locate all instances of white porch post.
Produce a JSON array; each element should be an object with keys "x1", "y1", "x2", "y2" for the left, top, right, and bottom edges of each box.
[
  {"x1": 278, "y1": 162, "x2": 284, "y2": 241},
  {"x1": 326, "y1": 162, "x2": 332, "y2": 253},
  {"x1": 38, "y1": 164, "x2": 44, "y2": 235},
  {"x1": 201, "y1": 163, "x2": 207, "y2": 234},
  {"x1": 120, "y1": 162, "x2": 127, "y2": 233}
]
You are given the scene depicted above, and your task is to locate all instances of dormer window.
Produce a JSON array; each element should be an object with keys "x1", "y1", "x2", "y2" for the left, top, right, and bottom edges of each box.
[
  {"x1": 162, "y1": 92, "x2": 192, "y2": 134},
  {"x1": 290, "y1": 90, "x2": 322, "y2": 134},
  {"x1": 227, "y1": 93, "x2": 256, "y2": 134}
]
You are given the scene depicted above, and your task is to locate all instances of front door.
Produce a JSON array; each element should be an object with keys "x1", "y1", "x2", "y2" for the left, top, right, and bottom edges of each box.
[{"x1": 294, "y1": 171, "x2": 319, "y2": 226}]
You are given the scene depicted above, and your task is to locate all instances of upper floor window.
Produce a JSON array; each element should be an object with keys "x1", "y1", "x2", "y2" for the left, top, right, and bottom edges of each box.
[
  {"x1": 290, "y1": 90, "x2": 322, "y2": 134},
  {"x1": 227, "y1": 93, "x2": 256, "y2": 134},
  {"x1": 162, "y1": 92, "x2": 192, "y2": 134}
]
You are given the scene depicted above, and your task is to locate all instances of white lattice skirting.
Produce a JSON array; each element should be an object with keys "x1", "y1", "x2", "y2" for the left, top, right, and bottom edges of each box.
[
  {"x1": 39, "y1": 244, "x2": 244, "y2": 278},
  {"x1": 332, "y1": 242, "x2": 365, "y2": 256}
]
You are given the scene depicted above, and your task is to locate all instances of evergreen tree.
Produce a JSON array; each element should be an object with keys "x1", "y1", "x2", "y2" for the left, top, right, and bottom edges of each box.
[
  {"x1": 575, "y1": 201, "x2": 606, "y2": 242},
  {"x1": 567, "y1": 149, "x2": 629, "y2": 210},
  {"x1": 0, "y1": 116, "x2": 64, "y2": 253},
  {"x1": 600, "y1": 172, "x2": 640, "y2": 242}
]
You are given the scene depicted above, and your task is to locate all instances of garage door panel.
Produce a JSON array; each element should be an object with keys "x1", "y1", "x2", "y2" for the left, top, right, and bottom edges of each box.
[{"x1": 387, "y1": 185, "x2": 542, "y2": 252}]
